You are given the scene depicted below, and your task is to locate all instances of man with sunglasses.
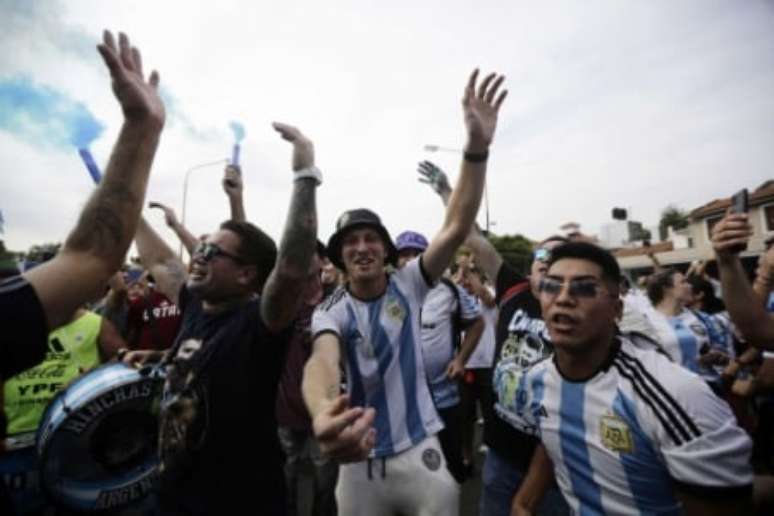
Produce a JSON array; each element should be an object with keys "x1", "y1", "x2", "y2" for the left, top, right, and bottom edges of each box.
[
  {"x1": 124, "y1": 122, "x2": 321, "y2": 515},
  {"x1": 302, "y1": 69, "x2": 507, "y2": 516},
  {"x1": 417, "y1": 160, "x2": 568, "y2": 516},
  {"x1": 495, "y1": 241, "x2": 753, "y2": 515}
]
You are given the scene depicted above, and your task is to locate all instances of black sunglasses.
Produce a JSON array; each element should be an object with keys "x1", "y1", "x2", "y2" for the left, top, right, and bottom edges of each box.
[
  {"x1": 193, "y1": 242, "x2": 245, "y2": 264},
  {"x1": 538, "y1": 277, "x2": 606, "y2": 299}
]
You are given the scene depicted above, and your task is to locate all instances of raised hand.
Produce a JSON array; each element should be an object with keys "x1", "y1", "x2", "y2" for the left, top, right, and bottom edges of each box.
[
  {"x1": 272, "y1": 122, "x2": 314, "y2": 171},
  {"x1": 417, "y1": 160, "x2": 451, "y2": 196},
  {"x1": 97, "y1": 31, "x2": 165, "y2": 129},
  {"x1": 711, "y1": 211, "x2": 753, "y2": 261},
  {"x1": 222, "y1": 164, "x2": 243, "y2": 197},
  {"x1": 462, "y1": 69, "x2": 508, "y2": 153},
  {"x1": 149, "y1": 201, "x2": 180, "y2": 229},
  {"x1": 312, "y1": 394, "x2": 376, "y2": 462}
]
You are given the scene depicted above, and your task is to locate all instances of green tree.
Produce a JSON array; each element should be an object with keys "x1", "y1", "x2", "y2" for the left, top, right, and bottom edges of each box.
[
  {"x1": 659, "y1": 206, "x2": 689, "y2": 241},
  {"x1": 487, "y1": 233, "x2": 534, "y2": 276}
]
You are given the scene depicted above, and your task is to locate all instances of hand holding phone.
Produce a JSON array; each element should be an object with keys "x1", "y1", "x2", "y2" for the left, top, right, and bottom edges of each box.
[{"x1": 728, "y1": 189, "x2": 749, "y2": 254}]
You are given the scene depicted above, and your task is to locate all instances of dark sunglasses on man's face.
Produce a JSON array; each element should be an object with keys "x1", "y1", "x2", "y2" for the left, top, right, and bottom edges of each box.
[
  {"x1": 538, "y1": 276, "x2": 605, "y2": 299},
  {"x1": 193, "y1": 242, "x2": 245, "y2": 264}
]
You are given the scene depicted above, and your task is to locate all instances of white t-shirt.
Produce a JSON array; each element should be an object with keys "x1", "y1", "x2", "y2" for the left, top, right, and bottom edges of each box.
[
  {"x1": 419, "y1": 279, "x2": 481, "y2": 409},
  {"x1": 494, "y1": 336, "x2": 753, "y2": 515},
  {"x1": 465, "y1": 295, "x2": 497, "y2": 369},
  {"x1": 312, "y1": 258, "x2": 443, "y2": 458}
]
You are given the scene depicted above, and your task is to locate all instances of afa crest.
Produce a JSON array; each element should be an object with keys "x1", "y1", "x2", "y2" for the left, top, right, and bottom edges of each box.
[
  {"x1": 384, "y1": 297, "x2": 406, "y2": 322},
  {"x1": 600, "y1": 414, "x2": 634, "y2": 453}
]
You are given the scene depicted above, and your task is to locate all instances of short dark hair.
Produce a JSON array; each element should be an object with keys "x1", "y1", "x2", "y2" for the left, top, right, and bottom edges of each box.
[
  {"x1": 687, "y1": 275, "x2": 724, "y2": 314},
  {"x1": 646, "y1": 269, "x2": 678, "y2": 306},
  {"x1": 547, "y1": 242, "x2": 621, "y2": 289},
  {"x1": 220, "y1": 220, "x2": 277, "y2": 291}
]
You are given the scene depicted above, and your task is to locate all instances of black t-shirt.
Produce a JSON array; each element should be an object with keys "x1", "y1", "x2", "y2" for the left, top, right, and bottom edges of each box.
[
  {"x1": 157, "y1": 286, "x2": 289, "y2": 515},
  {"x1": 484, "y1": 263, "x2": 554, "y2": 469},
  {"x1": 0, "y1": 275, "x2": 48, "y2": 380}
]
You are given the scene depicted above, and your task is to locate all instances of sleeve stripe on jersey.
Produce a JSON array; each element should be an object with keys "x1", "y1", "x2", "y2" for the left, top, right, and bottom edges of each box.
[
  {"x1": 319, "y1": 286, "x2": 347, "y2": 312},
  {"x1": 613, "y1": 361, "x2": 686, "y2": 445},
  {"x1": 0, "y1": 275, "x2": 27, "y2": 294},
  {"x1": 618, "y1": 351, "x2": 701, "y2": 438},
  {"x1": 614, "y1": 353, "x2": 702, "y2": 445}
]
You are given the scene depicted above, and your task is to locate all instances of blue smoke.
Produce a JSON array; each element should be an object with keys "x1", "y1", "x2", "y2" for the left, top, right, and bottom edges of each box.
[
  {"x1": 0, "y1": 76, "x2": 105, "y2": 149},
  {"x1": 229, "y1": 121, "x2": 245, "y2": 142}
]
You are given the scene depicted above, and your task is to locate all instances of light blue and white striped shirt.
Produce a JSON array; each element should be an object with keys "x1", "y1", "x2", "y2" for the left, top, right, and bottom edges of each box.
[
  {"x1": 494, "y1": 336, "x2": 752, "y2": 516},
  {"x1": 312, "y1": 258, "x2": 443, "y2": 458}
]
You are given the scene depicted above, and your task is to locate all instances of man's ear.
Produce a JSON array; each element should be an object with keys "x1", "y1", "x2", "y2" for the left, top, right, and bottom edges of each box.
[{"x1": 238, "y1": 265, "x2": 258, "y2": 288}]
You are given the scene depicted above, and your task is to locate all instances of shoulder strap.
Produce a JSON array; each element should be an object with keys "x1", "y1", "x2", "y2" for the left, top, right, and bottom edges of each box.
[{"x1": 440, "y1": 277, "x2": 463, "y2": 349}]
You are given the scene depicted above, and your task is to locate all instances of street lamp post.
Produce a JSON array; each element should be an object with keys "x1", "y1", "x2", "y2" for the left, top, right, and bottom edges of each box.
[
  {"x1": 180, "y1": 158, "x2": 229, "y2": 257},
  {"x1": 423, "y1": 144, "x2": 493, "y2": 234}
]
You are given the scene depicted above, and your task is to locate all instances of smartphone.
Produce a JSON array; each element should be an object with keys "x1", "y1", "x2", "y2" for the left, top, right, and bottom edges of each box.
[
  {"x1": 730, "y1": 188, "x2": 749, "y2": 214},
  {"x1": 729, "y1": 188, "x2": 749, "y2": 253}
]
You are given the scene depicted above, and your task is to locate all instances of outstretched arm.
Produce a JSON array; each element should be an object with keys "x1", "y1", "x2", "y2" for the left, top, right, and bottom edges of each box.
[
  {"x1": 260, "y1": 123, "x2": 319, "y2": 333},
  {"x1": 222, "y1": 164, "x2": 247, "y2": 222},
  {"x1": 418, "y1": 160, "x2": 503, "y2": 281},
  {"x1": 712, "y1": 211, "x2": 774, "y2": 349},
  {"x1": 303, "y1": 333, "x2": 376, "y2": 461},
  {"x1": 24, "y1": 31, "x2": 165, "y2": 331},
  {"x1": 148, "y1": 202, "x2": 198, "y2": 256},
  {"x1": 422, "y1": 70, "x2": 507, "y2": 282}
]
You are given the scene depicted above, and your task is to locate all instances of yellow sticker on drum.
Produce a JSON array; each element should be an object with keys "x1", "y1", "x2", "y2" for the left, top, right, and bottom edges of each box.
[{"x1": 600, "y1": 414, "x2": 634, "y2": 454}]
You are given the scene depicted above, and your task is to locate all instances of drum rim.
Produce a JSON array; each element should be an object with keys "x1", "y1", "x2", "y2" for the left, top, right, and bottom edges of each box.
[{"x1": 35, "y1": 362, "x2": 165, "y2": 511}]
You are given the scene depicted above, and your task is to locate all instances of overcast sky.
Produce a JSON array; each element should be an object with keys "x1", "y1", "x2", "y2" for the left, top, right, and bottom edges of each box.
[{"x1": 1, "y1": 0, "x2": 772, "y2": 254}]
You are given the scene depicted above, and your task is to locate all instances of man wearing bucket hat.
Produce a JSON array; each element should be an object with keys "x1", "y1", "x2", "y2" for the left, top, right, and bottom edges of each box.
[
  {"x1": 302, "y1": 68, "x2": 508, "y2": 515},
  {"x1": 394, "y1": 230, "x2": 485, "y2": 484}
]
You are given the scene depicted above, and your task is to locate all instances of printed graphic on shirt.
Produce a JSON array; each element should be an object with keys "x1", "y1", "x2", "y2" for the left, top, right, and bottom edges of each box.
[
  {"x1": 158, "y1": 338, "x2": 209, "y2": 479},
  {"x1": 500, "y1": 308, "x2": 552, "y2": 369}
]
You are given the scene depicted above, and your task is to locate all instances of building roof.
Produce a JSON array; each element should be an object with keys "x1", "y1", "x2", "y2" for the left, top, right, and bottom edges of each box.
[
  {"x1": 613, "y1": 241, "x2": 673, "y2": 258},
  {"x1": 689, "y1": 180, "x2": 774, "y2": 220}
]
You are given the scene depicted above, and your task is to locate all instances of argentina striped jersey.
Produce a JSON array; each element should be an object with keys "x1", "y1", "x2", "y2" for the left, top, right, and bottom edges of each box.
[
  {"x1": 494, "y1": 336, "x2": 752, "y2": 515},
  {"x1": 312, "y1": 258, "x2": 443, "y2": 458}
]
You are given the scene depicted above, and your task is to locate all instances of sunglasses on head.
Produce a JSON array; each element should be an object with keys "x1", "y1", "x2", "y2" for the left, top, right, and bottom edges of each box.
[
  {"x1": 538, "y1": 276, "x2": 605, "y2": 299},
  {"x1": 533, "y1": 248, "x2": 551, "y2": 263},
  {"x1": 193, "y1": 242, "x2": 245, "y2": 264}
]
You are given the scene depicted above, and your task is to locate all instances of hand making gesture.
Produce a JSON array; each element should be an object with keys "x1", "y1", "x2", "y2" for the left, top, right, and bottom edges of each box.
[
  {"x1": 417, "y1": 160, "x2": 452, "y2": 198},
  {"x1": 272, "y1": 122, "x2": 315, "y2": 171},
  {"x1": 462, "y1": 69, "x2": 507, "y2": 153},
  {"x1": 97, "y1": 31, "x2": 165, "y2": 129}
]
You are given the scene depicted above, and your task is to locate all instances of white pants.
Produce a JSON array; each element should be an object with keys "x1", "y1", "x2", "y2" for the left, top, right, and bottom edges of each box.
[{"x1": 335, "y1": 435, "x2": 459, "y2": 516}]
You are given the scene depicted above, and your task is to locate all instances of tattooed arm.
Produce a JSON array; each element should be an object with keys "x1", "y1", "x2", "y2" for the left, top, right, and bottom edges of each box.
[
  {"x1": 24, "y1": 31, "x2": 165, "y2": 330},
  {"x1": 260, "y1": 123, "x2": 319, "y2": 333},
  {"x1": 134, "y1": 217, "x2": 187, "y2": 305}
]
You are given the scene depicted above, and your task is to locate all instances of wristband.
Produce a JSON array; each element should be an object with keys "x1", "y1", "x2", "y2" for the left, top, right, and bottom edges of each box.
[
  {"x1": 463, "y1": 150, "x2": 489, "y2": 163},
  {"x1": 294, "y1": 166, "x2": 322, "y2": 186}
]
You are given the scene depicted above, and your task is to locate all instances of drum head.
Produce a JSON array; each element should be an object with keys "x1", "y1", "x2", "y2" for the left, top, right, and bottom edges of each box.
[{"x1": 36, "y1": 362, "x2": 165, "y2": 512}]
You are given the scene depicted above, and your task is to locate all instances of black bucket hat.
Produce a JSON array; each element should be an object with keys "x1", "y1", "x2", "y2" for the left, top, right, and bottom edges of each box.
[{"x1": 326, "y1": 208, "x2": 398, "y2": 270}]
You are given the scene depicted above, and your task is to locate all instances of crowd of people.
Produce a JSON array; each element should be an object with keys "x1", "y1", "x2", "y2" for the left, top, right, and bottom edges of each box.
[{"x1": 1, "y1": 30, "x2": 774, "y2": 516}]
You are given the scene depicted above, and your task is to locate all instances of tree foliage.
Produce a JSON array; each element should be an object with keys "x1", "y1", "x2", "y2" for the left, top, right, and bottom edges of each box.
[
  {"x1": 486, "y1": 232, "x2": 534, "y2": 276},
  {"x1": 25, "y1": 242, "x2": 61, "y2": 263},
  {"x1": 658, "y1": 205, "x2": 689, "y2": 241}
]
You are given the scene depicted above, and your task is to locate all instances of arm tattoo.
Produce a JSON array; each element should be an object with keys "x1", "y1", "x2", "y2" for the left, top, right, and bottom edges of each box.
[
  {"x1": 262, "y1": 178, "x2": 317, "y2": 325},
  {"x1": 65, "y1": 182, "x2": 136, "y2": 254},
  {"x1": 326, "y1": 383, "x2": 339, "y2": 400}
]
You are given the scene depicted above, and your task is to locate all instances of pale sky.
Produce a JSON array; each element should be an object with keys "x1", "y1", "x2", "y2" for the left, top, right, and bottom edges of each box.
[{"x1": 1, "y1": 0, "x2": 772, "y2": 254}]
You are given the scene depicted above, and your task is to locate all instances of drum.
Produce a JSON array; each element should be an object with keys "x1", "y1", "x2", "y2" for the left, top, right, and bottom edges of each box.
[{"x1": 36, "y1": 362, "x2": 165, "y2": 512}]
